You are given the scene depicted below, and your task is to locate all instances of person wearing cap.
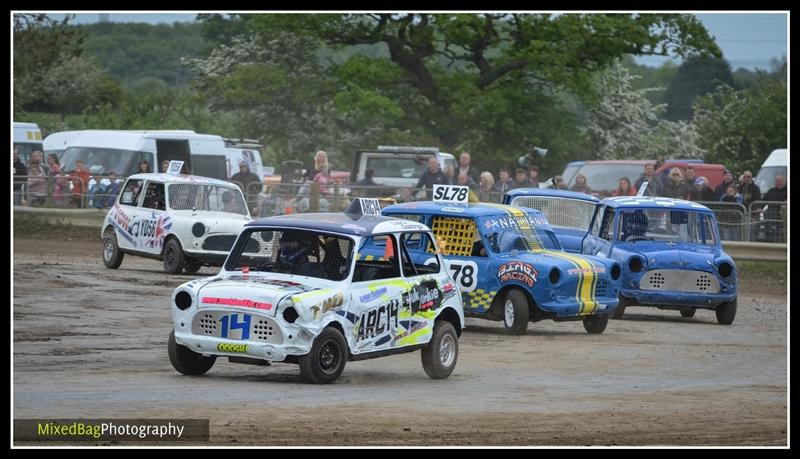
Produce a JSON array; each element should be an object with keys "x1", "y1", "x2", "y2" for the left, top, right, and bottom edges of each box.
[
  {"x1": 714, "y1": 169, "x2": 737, "y2": 201},
  {"x1": 688, "y1": 176, "x2": 715, "y2": 202},
  {"x1": 231, "y1": 159, "x2": 263, "y2": 213}
]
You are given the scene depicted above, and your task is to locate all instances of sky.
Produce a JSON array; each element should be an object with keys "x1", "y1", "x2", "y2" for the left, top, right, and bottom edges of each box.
[{"x1": 42, "y1": 12, "x2": 788, "y2": 71}]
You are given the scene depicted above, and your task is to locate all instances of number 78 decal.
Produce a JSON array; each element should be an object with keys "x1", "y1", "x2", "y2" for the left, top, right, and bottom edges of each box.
[{"x1": 425, "y1": 258, "x2": 478, "y2": 292}]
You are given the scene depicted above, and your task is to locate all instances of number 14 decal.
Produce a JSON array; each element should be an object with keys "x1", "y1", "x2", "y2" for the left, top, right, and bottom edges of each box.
[{"x1": 219, "y1": 313, "x2": 251, "y2": 340}]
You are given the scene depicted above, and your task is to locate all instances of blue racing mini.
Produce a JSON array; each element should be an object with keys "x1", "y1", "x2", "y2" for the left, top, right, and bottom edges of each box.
[
  {"x1": 381, "y1": 199, "x2": 622, "y2": 334},
  {"x1": 505, "y1": 189, "x2": 738, "y2": 325}
]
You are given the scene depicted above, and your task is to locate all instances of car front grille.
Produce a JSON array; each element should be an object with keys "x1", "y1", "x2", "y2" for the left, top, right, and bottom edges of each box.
[
  {"x1": 594, "y1": 280, "x2": 608, "y2": 297},
  {"x1": 191, "y1": 311, "x2": 283, "y2": 344},
  {"x1": 640, "y1": 270, "x2": 720, "y2": 293},
  {"x1": 202, "y1": 235, "x2": 237, "y2": 252}
]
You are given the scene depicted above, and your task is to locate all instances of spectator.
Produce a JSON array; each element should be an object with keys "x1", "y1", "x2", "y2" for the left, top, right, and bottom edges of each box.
[
  {"x1": 26, "y1": 158, "x2": 47, "y2": 206},
  {"x1": 510, "y1": 168, "x2": 531, "y2": 189},
  {"x1": 161, "y1": 160, "x2": 170, "y2": 173},
  {"x1": 48, "y1": 154, "x2": 68, "y2": 207},
  {"x1": 221, "y1": 190, "x2": 243, "y2": 213},
  {"x1": 662, "y1": 167, "x2": 689, "y2": 199},
  {"x1": 478, "y1": 171, "x2": 495, "y2": 202},
  {"x1": 415, "y1": 157, "x2": 450, "y2": 199},
  {"x1": 304, "y1": 150, "x2": 329, "y2": 181},
  {"x1": 684, "y1": 165, "x2": 697, "y2": 189},
  {"x1": 527, "y1": 165, "x2": 541, "y2": 188},
  {"x1": 90, "y1": 175, "x2": 109, "y2": 209},
  {"x1": 70, "y1": 160, "x2": 90, "y2": 208},
  {"x1": 569, "y1": 173, "x2": 592, "y2": 195},
  {"x1": 762, "y1": 175, "x2": 787, "y2": 242},
  {"x1": 612, "y1": 177, "x2": 637, "y2": 197},
  {"x1": 493, "y1": 167, "x2": 515, "y2": 194},
  {"x1": 714, "y1": 170, "x2": 737, "y2": 201},
  {"x1": 444, "y1": 164, "x2": 455, "y2": 183},
  {"x1": 139, "y1": 160, "x2": 151, "y2": 174},
  {"x1": 457, "y1": 152, "x2": 480, "y2": 184},
  {"x1": 634, "y1": 163, "x2": 663, "y2": 197},
  {"x1": 105, "y1": 172, "x2": 122, "y2": 208},
  {"x1": 654, "y1": 154, "x2": 666, "y2": 171},
  {"x1": 737, "y1": 170, "x2": 761, "y2": 209},
  {"x1": 30, "y1": 150, "x2": 48, "y2": 177},
  {"x1": 548, "y1": 175, "x2": 568, "y2": 190},
  {"x1": 231, "y1": 160, "x2": 263, "y2": 212},
  {"x1": 688, "y1": 177, "x2": 715, "y2": 202},
  {"x1": 456, "y1": 171, "x2": 479, "y2": 191},
  {"x1": 355, "y1": 168, "x2": 382, "y2": 197},
  {"x1": 719, "y1": 184, "x2": 743, "y2": 241},
  {"x1": 13, "y1": 147, "x2": 27, "y2": 206}
]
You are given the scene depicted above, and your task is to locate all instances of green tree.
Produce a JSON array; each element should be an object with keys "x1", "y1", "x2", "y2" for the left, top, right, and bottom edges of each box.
[
  {"x1": 694, "y1": 81, "x2": 787, "y2": 174},
  {"x1": 664, "y1": 55, "x2": 734, "y2": 121}
]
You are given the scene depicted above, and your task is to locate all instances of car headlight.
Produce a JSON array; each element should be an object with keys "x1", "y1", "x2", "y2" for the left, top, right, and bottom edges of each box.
[
  {"x1": 175, "y1": 290, "x2": 193, "y2": 310},
  {"x1": 280, "y1": 297, "x2": 298, "y2": 323},
  {"x1": 718, "y1": 262, "x2": 733, "y2": 278},
  {"x1": 192, "y1": 222, "x2": 206, "y2": 237},
  {"x1": 628, "y1": 257, "x2": 643, "y2": 273},
  {"x1": 549, "y1": 267, "x2": 561, "y2": 285},
  {"x1": 610, "y1": 264, "x2": 621, "y2": 280}
]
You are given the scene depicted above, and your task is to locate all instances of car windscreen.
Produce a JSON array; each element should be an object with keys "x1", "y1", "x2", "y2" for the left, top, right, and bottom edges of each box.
[
  {"x1": 477, "y1": 214, "x2": 562, "y2": 253},
  {"x1": 225, "y1": 229, "x2": 354, "y2": 281},
  {"x1": 617, "y1": 209, "x2": 716, "y2": 245},
  {"x1": 61, "y1": 146, "x2": 146, "y2": 176},
  {"x1": 510, "y1": 196, "x2": 596, "y2": 231},
  {"x1": 570, "y1": 163, "x2": 645, "y2": 195},
  {"x1": 168, "y1": 183, "x2": 248, "y2": 216}
]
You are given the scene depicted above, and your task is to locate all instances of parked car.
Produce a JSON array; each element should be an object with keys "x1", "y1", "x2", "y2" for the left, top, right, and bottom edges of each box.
[
  {"x1": 168, "y1": 199, "x2": 465, "y2": 383},
  {"x1": 382, "y1": 199, "x2": 622, "y2": 334},
  {"x1": 509, "y1": 189, "x2": 737, "y2": 324},
  {"x1": 101, "y1": 173, "x2": 251, "y2": 274}
]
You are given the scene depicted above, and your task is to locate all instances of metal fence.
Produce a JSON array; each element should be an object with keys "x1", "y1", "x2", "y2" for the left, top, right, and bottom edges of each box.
[{"x1": 13, "y1": 176, "x2": 787, "y2": 244}]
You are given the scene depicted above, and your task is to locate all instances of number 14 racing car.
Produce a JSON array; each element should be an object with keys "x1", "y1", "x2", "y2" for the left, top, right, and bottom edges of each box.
[{"x1": 168, "y1": 199, "x2": 465, "y2": 384}]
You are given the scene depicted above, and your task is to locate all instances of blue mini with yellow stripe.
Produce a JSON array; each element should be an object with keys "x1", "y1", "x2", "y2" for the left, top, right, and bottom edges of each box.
[{"x1": 381, "y1": 201, "x2": 622, "y2": 334}]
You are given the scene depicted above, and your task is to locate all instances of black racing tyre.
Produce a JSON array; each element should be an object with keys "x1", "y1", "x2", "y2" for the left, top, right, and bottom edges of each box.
[
  {"x1": 583, "y1": 314, "x2": 609, "y2": 334},
  {"x1": 716, "y1": 298, "x2": 737, "y2": 325},
  {"x1": 299, "y1": 327, "x2": 348, "y2": 384},
  {"x1": 612, "y1": 295, "x2": 629, "y2": 319},
  {"x1": 163, "y1": 238, "x2": 186, "y2": 274},
  {"x1": 184, "y1": 261, "x2": 202, "y2": 274},
  {"x1": 102, "y1": 232, "x2": 124, "y2": 269},
  {"x1": 502, "y1": 289, "x2": 529, "y2": 335},
  {"x1": 168, "y1": 330, "x2": 216, "y2": 375},
  {"x1": 421, "y1": 321, "x2": 459, "y2": 380},
  {"x1": 680, "y1": 309, "x2": 696, "y2": 318}
]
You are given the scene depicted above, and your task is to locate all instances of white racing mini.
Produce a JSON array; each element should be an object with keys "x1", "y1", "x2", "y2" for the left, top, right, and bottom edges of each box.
[
  {"x1": 168, "y1": 199, "x2": 465, "y2": 383},
  {"x1": 102, "y1": 173, "x2": 251, "y2": 274}
]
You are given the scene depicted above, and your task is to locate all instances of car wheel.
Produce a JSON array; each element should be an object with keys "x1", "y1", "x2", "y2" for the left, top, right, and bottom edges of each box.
[
  {"x1": 716, "y1": 298, "x2": 737, "y2": 325},
  {"x1": 583, "y1": 314, "x2": 609, "y2": 334},
  {"x1": 680, "y1": 309, "x2": 696, "y2": 318},
  {"x1": 163, "y1": 238, "x2": 186, "y2": 274},
  {"x1": 421, "y1": 321, "x2": 459, "y2": 380},
  {"x1": 102, "y1": 232, "x2": 124, "y2": 269},
  {"x1": 611, "y1": 295, "x2": 628, "y2": 319},
  {"x1": 299, "y1": 327, "x2": 347, "y2": 384},
  {"x1": 502, "y1": 289, "x2": 529, "y2": 335},
  {"x1": 184, "y1": 261, "x2": 202, "y2": 274},
  {"x1": 168, "y1": 330, "x2": 215, "y2": 375}
]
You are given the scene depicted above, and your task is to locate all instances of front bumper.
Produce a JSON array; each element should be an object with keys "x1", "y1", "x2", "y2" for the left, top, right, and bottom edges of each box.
[
  {"x1": 621, "y1": 288, "x2": 736, "y2": 308},
  {"x1": 538, "y1": 295, "x2": 619, "y2": 317}
]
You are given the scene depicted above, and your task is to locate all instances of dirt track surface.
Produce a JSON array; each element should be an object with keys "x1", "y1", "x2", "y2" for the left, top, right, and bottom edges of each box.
[{"x1": 13, "y1": 238, "x2": 787, "y2": 446}]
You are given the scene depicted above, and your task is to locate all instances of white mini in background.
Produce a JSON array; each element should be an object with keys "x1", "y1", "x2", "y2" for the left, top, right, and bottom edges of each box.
[{"x1": 101, "y1": 173, "x2": 251, "y2": 274}]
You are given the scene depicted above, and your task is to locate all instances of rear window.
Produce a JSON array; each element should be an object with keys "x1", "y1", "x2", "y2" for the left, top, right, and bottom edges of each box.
[{"x1": 366, "y1": 155, "x2": 431, "y2": 178}]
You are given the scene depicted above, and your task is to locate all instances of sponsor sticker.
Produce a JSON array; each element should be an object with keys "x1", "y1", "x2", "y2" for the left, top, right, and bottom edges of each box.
[
  {"x1": 217, "y1": 342, "x2": 248, "y2": 353},
  {"x1": 497, "y1": 261, "x2": 539, "y2": 288}
]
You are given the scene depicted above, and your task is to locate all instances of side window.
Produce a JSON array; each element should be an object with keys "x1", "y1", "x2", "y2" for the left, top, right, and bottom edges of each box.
[
  {"x1": 353, "y1": 235, "x2": 400, "y2": 282},
  {"x1": 400, "y1": 232, "x2": 441, "y2": 276},
  {"x1": 119, "y1": 179, "x2": 144, "y2": 206},
  {"x1": 590, "y1": 205, "x2": 604, "y2": 236},
  {"x1": 599, "y1": 208, "x2": 616, "y2": 241},
  {"x1": 428, "y1": 216, "x2": 478, "y2": 256},
  {"x1": 142, "y1": 182, "x2": 166, "y2": 211},
  {"x1": 703, "y1": 215, "x2": 718, "y2": 245}
]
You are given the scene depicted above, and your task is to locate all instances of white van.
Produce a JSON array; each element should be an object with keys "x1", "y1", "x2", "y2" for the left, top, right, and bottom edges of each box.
[
  {"x1": 48, "y1": 130, "x2": 230, "y2": 179},
  {"x1": 352, "y1": 146, "x2": 456, "y2": 189},
  {"x1": 755, "y1": 148, "x2": 787, "y2": 192},
  {"x1": 13, "y1": 122, "x2": 43, "y2": 165},
  {"x1": 223, "y1": 138, "x2": 265, "y2": 179}
]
